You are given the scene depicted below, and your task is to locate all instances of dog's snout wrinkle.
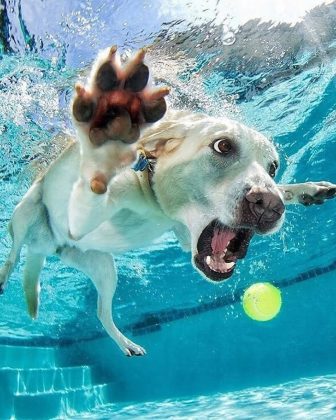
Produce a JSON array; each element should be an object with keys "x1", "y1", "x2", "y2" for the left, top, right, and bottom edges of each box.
[{"x1": 245, "y1": 186, "x2": 285, "y2": 224}]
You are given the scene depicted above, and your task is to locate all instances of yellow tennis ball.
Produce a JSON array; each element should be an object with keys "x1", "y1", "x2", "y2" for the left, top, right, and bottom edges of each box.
[{"x1": 242, "y1": 282, "x2": 282, "y2": 321}]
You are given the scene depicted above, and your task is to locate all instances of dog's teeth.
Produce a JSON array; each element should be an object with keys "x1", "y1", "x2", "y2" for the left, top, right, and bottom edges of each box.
[
  {"x1": 225, "y1": 262, "x2": 235, "y2": 270},
  {"x1": 205, "y1": 254, "x2": 235, "y2": 274}
]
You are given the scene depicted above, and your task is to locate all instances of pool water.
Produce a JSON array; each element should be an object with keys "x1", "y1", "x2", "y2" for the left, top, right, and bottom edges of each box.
[
  {"x1": 0, "y1": 0, "x2": 336, "y2": 418},
  {"x1": 78, "y1": 375, "x2": 336, "y2": 418}
]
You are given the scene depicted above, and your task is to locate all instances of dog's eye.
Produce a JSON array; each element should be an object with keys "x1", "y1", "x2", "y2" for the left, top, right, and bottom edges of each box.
[
  {"x1": 269, "y1": 161, "x2": 278, "y2": 178},
  {"x1": 212, "y1": 138, "x2": 233, "y2": 155}
]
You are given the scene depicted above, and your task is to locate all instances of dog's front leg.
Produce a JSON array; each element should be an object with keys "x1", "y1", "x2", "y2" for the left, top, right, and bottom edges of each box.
[
  {"x1": 278, "y1": 181, "x2": 336, "y2": 206},
  {"x1": 58, "y1": 247, "x2": 146, "y2": 356},
  {"x1": 69, "y1": 46, "x2": 169, "y2": 239}
]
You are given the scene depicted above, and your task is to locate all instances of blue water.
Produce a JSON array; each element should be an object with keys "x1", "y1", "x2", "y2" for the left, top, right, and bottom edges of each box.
[{"x1": 0, "y1": 0, "x2": 336, "y2": 418}]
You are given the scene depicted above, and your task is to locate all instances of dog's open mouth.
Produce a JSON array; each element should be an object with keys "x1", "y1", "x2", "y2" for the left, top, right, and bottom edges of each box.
[{"x1": 194, "y1": 219, "x2": 253, "y2": 282}]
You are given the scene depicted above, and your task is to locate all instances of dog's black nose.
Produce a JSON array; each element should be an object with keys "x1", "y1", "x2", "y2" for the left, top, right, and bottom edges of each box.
[{"x1": 245, "y1": 186, "x2": 285, "y2": 228}]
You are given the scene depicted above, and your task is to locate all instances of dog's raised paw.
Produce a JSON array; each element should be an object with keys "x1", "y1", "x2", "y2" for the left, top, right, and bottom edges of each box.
[
  {"x1": 298, "y1": 182, "x2": 336, "y2": 206},
  {"x1": 72, "y1": 45, "x2": 169, "y2": 147}
]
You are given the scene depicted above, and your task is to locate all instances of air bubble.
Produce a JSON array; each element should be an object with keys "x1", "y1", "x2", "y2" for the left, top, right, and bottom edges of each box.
[{"x1": 222, "y1": 31, "x2": 236, "y2": 46}]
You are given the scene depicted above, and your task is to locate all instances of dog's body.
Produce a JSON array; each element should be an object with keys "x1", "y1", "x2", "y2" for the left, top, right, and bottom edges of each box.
[{"x1": 1, "y1": 48, "x2": 335, "y2": 356}]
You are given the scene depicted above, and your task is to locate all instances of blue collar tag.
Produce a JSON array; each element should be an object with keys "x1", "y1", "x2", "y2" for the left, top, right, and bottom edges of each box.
[{"x1": 132, "y1": 151, "x2": 149, "y2": 172}]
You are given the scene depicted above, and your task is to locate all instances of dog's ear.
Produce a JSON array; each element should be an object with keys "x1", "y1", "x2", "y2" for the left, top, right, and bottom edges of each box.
[
  {"x1": 138, "y1": 121, "x2": 186, "y2": 158},
  {"x1": 140, "y1": 137, "x2": 183, "y2": 158},
  {"x1": 138, "y1": 109, "x2": 207, "y2": 158}
]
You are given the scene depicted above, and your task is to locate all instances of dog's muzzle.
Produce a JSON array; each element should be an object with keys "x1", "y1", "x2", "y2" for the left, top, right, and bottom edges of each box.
[{"x1": 192, "y1": 187, "x2": 284, "y2": 283}]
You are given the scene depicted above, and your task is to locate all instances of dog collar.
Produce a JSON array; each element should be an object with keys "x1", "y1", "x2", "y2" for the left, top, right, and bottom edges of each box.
[
  {"x1": 132, "y1": 148, "x2": 156, "y2": 189},
  {"x1": 133, "y1": 148, "x2": 156, "y2": 173}
]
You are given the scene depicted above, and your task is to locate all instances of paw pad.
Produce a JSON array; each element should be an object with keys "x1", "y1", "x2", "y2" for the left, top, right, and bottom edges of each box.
[{"x1": 90, "y1": 174, "x2": 108, "y2": 194}]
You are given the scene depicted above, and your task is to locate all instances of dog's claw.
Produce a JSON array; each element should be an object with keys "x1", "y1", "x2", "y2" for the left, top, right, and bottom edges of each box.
[{"x1": 108, "y1": 45, "x2": 118, "y2": 58}]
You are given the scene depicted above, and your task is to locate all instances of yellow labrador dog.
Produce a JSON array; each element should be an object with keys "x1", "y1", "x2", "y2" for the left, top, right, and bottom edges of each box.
[{"x1": 1, "y1": 47, "x2": 335, "y2": 356}]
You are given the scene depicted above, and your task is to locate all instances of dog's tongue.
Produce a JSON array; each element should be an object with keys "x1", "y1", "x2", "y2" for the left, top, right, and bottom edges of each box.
[{"x1": 211, "y1": 228, "x2": 235, "y2": 254}]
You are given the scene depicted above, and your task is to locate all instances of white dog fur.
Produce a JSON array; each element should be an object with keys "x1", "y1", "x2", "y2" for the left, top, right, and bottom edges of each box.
[{"x1": 0, "y1": 48, "x2": 335, "y2": 356}]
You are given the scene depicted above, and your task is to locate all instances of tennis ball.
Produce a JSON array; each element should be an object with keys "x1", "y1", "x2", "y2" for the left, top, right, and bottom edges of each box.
[{"x1": 242, "y1": 282, "x2": 282, "y2": 321}]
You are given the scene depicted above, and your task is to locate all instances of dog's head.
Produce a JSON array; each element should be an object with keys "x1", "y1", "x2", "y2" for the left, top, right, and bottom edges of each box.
[{"x1": 139, "y1": 110, "x2": 285, "y2": 283}]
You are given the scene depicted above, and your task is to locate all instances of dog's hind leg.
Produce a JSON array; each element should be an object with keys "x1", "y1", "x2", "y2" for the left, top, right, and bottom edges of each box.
[
  {"x1": 0, "y1": 182, "x2": 42, "y2": 293},
  {"x1": 0, "y1": 180, "x2": 54, "y2": 294},
  {"x1": 23, "y1": 251, "x2": 45, "y2": 319},
  {"x1": 58, "y1": 246, "x2": 146, "y2": 357},
  {"x1": 0, "y1": 224, "x2": 21, "y2": 294}
]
